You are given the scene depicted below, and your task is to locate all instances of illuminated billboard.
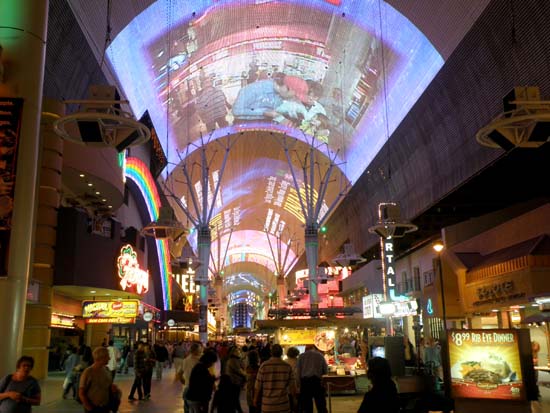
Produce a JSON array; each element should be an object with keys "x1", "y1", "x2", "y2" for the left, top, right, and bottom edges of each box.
[
  {"x1": 107, "y1": 0, "x2": 443, "y2": 183},
  {"x1": 82, "y1": 300, "x2": 140, "y2": 324},
  {"x1": 448, "y1": 329, "x2": 524, "y2": 400}
]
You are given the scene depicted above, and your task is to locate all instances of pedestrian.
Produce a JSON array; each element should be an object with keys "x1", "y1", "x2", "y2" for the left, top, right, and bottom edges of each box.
[
  {"x1": 62, "y1": 347, "x2": 79, "y2": 399},
  {"x1": 224, "y1": 346, "x2": 247, "y2": 413},
  {"x1": 74, "y1": 345, "x2": 92, "y2": 404},
  {"x1": 286, "y1": 347, "x2": 300, "y2": 412},
  {"x1": 142, "y1": 343, "x2": 156, "y2": 400},
  {"x1": 357, "y1": 357, "x2": 399, "y2": 413},
  {"x1": 106, "y1": 340, "x2": 120, "y2": 381},
  {"x1": 185, "y1": 351, "x2": 218, "y2": 413},
  {"x1": 128, "y1": 342, "x2": 145, "y2": 401},
  {"x1": 117, "y1": 343, "x2": 130, "y2": 374},
  {"x1": 79, "y1": 347, "x2": 121, "y2": 413},
  {"x1": 173, "y1": 341, "x2": 186, "y2": 382},
  {"x1": 210, "y1": 374, "x2": 239, "y2": 413},
  {"x1": 296, "y1": 345, "x2": 328, "y2": 413},
  {"x1": 245, "y1": 350, "x2": 260, "y2": 413},
  {"x1": 154, "y1": 341, "x2": 169, "y2": 380},
  {"x1": 182, "y1": 343, "x2": 202, "y2": 413},
  {"x1": 254, "y1": 344, "x2": 296, "y2": 413},
  {"x1": 0, "y1": 355, "x2": 41, "y2": 412},
  {"x1": 166, "y1": 341, "x2": 174, "y2": 369}
]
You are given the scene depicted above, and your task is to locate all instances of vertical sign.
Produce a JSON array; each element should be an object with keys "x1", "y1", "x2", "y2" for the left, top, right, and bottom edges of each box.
[
  {"x1": 0, "y1": 98, "x2": 23, "y2": 276},
  {"x1": 382, "y1": 236, "x2": 396, "y2": 300}
]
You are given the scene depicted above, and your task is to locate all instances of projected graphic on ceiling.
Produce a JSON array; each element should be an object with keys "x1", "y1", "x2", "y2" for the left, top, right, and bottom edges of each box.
[{"x1": 107, "y1": 0, "x2": 443, "y2": 184}]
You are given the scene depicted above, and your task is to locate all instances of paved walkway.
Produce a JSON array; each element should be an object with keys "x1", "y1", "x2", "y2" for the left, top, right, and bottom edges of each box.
[
  {"x1": 34, "y1": 368, "x2": 364, "y2": 413},
  {"x1": 32, "y1": 368, "x2": 550, "y2": 412}
]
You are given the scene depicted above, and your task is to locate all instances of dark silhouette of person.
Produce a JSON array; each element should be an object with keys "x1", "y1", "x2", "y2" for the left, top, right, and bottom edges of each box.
[{"x1": 357, "y1": 357, "x2": 400, "y2": 413}]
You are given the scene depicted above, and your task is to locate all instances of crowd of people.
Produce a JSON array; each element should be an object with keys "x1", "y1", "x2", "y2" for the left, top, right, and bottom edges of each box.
[{"x1": 0, "y1": 336, "x2": 437, "y2": 413}]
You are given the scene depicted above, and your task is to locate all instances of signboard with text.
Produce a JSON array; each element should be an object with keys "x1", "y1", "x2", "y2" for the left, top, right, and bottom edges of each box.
[
  {"x1": 0, "y1": 98, "x2": 23, "y2": 276},
  {"x1": 448, "y1": 329, "x2": 524, "y2": 400},
  {"x1": 82, "y1": 300, "x2": 139, "y2": 323}
]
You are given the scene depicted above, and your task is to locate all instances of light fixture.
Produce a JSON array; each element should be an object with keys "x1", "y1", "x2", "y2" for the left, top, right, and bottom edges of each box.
[
  {"x1": 95, "y1": 191, "x2": 100, "y2": 195},
  {"x1": 102, "y1": 198, "x2": 107, "y2": 202},
  {"x1": 90, "y1": 290, "x2": 97, "y2": 294},
  {"x1": 368, "y1": 203, "x2": 418, "y2": 239},
  {"x1": 379, "y1": 302, "x2": 396, "y2": 316},
  {"x1": 142, "y1": 206, "x2": 186, "y2": 240},
  {"x1": 79, "y1": 174, "x2": 85, "y2": 178},
  {"x1": 491, "y1": 309, "x2": 499, "y2": 312},
  {"x1": 108, "y1": 205, "x2": 112, "y2": 209},
  {"x1": 87, "y1": 183, "x2": 93, "y2": 187},
  {"x1": 105, "y1": 293, "x2": 111, "y2": 296},
  {"x1": 433, "y1": 242, "x2": 444, "y2": 253}
]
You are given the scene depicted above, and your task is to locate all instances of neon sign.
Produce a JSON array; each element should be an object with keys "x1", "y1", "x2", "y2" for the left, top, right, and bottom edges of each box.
[
  {"x1": 173, "y1": 270, "x2": 199, "y2": 294},
  {"x1": 117, "y1": 244, "x2": 149, "y2": 294},
  {"x1": 382, "y1": 237, "x2": 407, "y2": 302},
  {"x1": 426, "y1": 298, "x2": 434, "y2": 315}
]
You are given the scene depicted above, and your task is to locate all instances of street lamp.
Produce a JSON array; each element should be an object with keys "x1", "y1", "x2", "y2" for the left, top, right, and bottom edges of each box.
[{"x1": 432, "y1": 242, "x2": 447, "y2": 336}]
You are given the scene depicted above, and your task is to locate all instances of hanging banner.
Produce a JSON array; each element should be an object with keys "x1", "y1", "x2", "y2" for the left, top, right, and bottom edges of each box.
[{"x1": 0, "y1": 98, "x2": 23, "y2": 276}]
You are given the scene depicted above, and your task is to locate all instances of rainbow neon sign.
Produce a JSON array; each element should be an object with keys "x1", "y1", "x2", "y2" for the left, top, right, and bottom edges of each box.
[{"x1": 125, "y1": 157, "x2": 172, "y2": 310}]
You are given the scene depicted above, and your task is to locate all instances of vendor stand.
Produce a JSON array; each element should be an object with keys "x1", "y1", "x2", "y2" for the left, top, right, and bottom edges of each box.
[{"x1": 255, "y1": 317, "x2": 384, "y2": 393}]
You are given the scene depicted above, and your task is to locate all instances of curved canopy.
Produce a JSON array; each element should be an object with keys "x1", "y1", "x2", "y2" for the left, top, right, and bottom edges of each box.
[{"x1": 101, "y1": 0, "x2": 445, "y2": 303}]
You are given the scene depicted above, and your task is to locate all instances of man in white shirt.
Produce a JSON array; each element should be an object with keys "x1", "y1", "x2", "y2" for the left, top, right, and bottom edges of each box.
[{"x1": 107, "y1": 340, "x2": 121, "y2": 380}]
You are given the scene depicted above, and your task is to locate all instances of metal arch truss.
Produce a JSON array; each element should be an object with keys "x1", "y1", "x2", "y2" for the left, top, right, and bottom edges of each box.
[
  {"x1": 162, "y1": 132, "x2": 237, "y2": 343},
  {"x1": 280, "y1": 134, "x2": 350, "y2": 311},
  {"x1": 476, "y1": 105, "x2": 550, "y2": 149},
  {"x1": 264, "y1": 227, "x2": 302, "y2": 309},
  {"x1": 280, "y1": 134, "x2": 350, "y2": 228}
]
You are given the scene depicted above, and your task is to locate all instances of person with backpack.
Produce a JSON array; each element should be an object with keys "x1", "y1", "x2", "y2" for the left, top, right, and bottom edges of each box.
[{"x1": 0, "y1": 356, "x2": 41, "y2": 412}]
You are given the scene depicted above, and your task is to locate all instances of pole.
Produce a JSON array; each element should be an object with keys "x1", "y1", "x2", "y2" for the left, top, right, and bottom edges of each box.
[
  {"x1": 305, "y1": 223, "x2": 319, "y2": 314},
  {"x1": 197, "y1": 225, "x2": 211, "y2": 344},
  {"x1": 0, "y1": 0, "x2": 48, "y2": 376},
  {"x1": 438, "y1": 254, "x2": 447, "y2": 334}
]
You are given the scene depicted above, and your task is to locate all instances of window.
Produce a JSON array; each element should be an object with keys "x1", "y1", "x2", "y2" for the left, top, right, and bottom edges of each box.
[{"x1": 423, "y1": 269, "x2": 435, "y2": 286}]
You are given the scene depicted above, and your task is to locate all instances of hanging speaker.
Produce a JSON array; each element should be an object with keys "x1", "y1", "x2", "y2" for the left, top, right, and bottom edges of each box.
[
  {"x1": 528, "y1": 122, "x2": 550, "y2": 142},
  {"x1": 77, "y1": 120, "x2": 103, "y2": 143},
  {"x1": 487, "y1": 130, "x2": 515, "y2": 151}
]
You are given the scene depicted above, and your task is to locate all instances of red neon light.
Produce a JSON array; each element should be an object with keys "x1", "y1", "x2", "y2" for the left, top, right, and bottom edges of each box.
[{"x1": 117, "y1": 244, "x2": 149, "y2": 294}]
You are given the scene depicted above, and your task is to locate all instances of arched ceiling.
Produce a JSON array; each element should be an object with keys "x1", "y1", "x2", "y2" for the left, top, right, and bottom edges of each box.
[{"x1": 68, "y1": 0, "x2": 490, "y2": 304}]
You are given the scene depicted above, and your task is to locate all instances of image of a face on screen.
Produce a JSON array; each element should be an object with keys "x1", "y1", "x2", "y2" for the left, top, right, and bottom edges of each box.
[{"x1": 108, "y1": 0, "x2": 443, "y2": 183}]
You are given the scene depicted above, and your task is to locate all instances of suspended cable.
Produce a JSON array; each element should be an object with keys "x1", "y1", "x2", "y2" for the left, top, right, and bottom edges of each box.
[
  {"x1": 378, "y1": 0, "x2": 391, "y2": 183},
  {"x1": 99, "y1": 0, "x2": 112, "y2": 69}
]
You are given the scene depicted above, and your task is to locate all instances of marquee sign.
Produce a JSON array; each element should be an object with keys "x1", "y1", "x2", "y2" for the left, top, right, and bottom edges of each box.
[
  {"x1": 117, "y1": 244, "x2": 149, "y2": 294},
  {"x1": 82, "y1": 300, "x2": 139, "y2": 323},
  {"x1": 51, "y1": 313, "x2": 75, "y2": 328}
]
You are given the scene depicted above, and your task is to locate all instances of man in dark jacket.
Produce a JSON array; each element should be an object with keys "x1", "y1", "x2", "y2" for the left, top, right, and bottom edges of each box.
[
  {"x1": 185, "y1": 350, "x2": 218, "y2": 413},
  {"x1": 154, "y1": 342, "x2": 169, "y2": 380},
  {"x1": 128, "y1": 342, "x2": 145, "y2": 401}
]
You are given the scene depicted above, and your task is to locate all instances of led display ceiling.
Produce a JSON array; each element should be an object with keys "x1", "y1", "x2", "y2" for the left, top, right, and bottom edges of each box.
[{"x1": 107, "y1": 0, "x2": 443, "y2": 183}]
